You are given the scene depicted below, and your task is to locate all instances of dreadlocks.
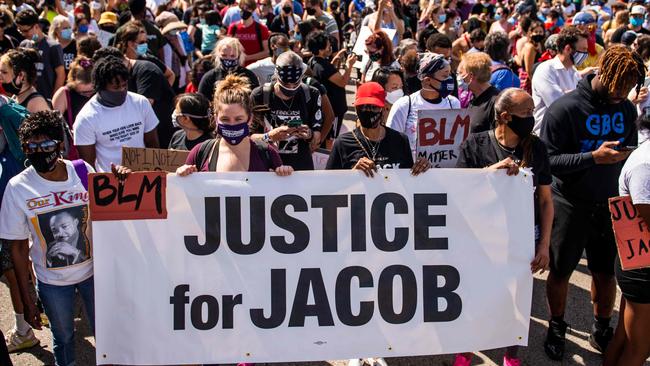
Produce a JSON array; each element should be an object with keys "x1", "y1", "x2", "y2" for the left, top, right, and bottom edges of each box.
[{"x1": 598, "y1": 45, "x2": 646, "y2": 96}]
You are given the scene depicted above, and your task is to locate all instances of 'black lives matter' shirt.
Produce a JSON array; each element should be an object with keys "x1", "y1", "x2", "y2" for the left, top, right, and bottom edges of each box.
[
  {"x1": 326, "y1": 127, "x2": 414, "y2": 170},
  {"x1": 251, "y1": 83, "x2": 323, "y2": 170}
]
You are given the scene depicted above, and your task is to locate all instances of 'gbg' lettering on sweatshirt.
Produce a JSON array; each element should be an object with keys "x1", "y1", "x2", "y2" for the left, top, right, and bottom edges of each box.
[{"x1": 540, "y1": 74, "x2": 638, "y2": 204}]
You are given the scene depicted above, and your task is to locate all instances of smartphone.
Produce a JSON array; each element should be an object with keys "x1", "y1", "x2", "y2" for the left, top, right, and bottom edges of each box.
[
  {"x1": 620, "y1": 145, "x2": 638, "y2": 152},
  {"x1": 644, "y1": 77, "x2": 650, "y2": 88},
  {"x1": 288, "y1": 119, "x2": 302, "y2": 128}
]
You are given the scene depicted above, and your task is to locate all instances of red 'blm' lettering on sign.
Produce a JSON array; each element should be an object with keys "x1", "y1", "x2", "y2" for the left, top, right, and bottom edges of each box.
[
  {"x1": 89, "y1": 172, "x2": 167, "y2": 221},
  {"x1": 418, "y1": 115, "x2": 470, "y2": 147}
]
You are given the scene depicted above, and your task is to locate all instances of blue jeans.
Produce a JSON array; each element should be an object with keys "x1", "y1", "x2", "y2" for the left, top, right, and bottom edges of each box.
[{"x1": 37, "y1": 276, "x2": 95, "y2": 366}]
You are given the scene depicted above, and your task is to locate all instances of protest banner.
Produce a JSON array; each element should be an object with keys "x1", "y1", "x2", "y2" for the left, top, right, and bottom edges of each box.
[
  {"x1": 417, "y1": 109, "x2": 471, "y2": 168},
  {"x1": 88, "y1": 172, "x2": 167, "y2": 221},
  {"x1": 122, "y1": 147, "x2": 190, "y2": 172},
  {"x1": 610, "y1": 195, "x2": 650, "y2": 270},
  {"x1": 312, "y1": 148, "x2": 330, "y2": 170},
  {"x1": 352, "y1": 27, "x2": 398, "y2": 69},
  {"x1": 92, "y1": 169, "x2": 534, "y2": 365}
]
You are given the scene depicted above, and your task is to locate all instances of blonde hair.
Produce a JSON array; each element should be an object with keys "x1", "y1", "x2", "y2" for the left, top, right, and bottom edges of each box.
[
  {"x1": 211, "y1": 37, "x2": 247, "y2": 68},
  {"x1": 213, "y1": 74, "x2": 252, "y2": 117},
  {"x1": 49, "y1": 15, "x2": 70, "y2": 40},
  {"x1": 460, "y1": 52, "x2": 492, "y2": 84},
  {"x1": 67, "y1": 56, "x2": 93, "y2": 85}
]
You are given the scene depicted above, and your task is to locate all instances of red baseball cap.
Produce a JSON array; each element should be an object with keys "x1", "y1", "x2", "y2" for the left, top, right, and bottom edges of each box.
[{"x1": 354, "y1": 82, "x2": 386, "y2": 108}]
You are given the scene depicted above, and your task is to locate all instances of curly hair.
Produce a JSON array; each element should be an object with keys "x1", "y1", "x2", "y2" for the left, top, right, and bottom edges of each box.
[
  {"x1": 91, "y1": 55, "x2": 130, "y2": 91},
  {"x1": 556, "y1": 25, "x2": 588, "y2": 52},
  {"x1": 0, "y1": 47, "x2": 40, "y2": 86},
  {"x1": 18, "y1": 110, "x2": 65, "y2": 143}
]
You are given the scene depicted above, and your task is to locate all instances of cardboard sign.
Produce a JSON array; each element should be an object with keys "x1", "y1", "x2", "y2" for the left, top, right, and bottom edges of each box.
[
  {"x1": 417, "y1": 109, "x2": 471, "y2": 168},
  {"x1": 610, "y1": 195, "x2": 650, "y2": 270},
  {"x1": 89, "y1": 172, "x2": 167, "y2": 221},
  {"x1": 352, "y1": 27, "x2": 398, "y2": 69},
  {"x1": 122, "y1": 147, "x2": 189, "y2": 172}
]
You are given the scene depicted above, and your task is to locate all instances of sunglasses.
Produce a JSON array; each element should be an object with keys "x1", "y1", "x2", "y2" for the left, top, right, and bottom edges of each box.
[{"x1": 22, "y1": 140, "x2": 60, "y2": 153}]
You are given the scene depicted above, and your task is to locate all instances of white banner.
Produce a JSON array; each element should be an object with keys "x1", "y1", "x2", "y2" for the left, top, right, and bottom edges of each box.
[
  {"x1": 93, "y1": 169, "x2": 534, "y2": 365},
  {"x1": 417, "y1": 109, "x2": 471, "y2": 168}
]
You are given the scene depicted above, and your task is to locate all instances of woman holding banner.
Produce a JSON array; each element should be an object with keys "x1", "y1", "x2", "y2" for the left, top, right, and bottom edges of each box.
[
  {"x1": 176, "y1": 74, "x2": 294, "y2": 176},
  {"x1": 453, "y1": 88, "x2": 553, "y2": 366},
  {"x1": 603, "y1": 113, "x2": 650, "y2": 366}
]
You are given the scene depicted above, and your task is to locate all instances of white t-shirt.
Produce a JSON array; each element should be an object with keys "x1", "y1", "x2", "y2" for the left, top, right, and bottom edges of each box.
[
  {"x1": 247, "y1": 57, "x2": 276, "y2": 85},
  {"x1": 0, "y1": 160, "x2": 95, "y2": 286},
  {"x1": 386, "y1": 91, "x2": 461, "y2": 156},
  {"x1": 531, "y1": 57, "x2": 580, "y2": 135},
  {"x1": 73, "y1": 92, "x2": 159, "y2": 172},
  {"x1": 619, "y1": 140, "x2": 650, "y2": 201}
]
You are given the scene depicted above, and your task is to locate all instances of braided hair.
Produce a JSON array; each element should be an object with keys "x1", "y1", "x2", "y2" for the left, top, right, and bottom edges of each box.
[{"x1": 599, "y1": 45, "x2": 646, "y2": 96}]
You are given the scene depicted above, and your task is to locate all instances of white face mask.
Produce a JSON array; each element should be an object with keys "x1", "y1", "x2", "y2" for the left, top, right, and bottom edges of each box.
[{"x1": 385, "y1": 88, "x2": 404, "y2": 104}]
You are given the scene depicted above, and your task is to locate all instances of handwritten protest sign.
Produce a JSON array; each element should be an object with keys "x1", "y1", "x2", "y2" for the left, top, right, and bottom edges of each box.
[
  {"x1": 93, "y1": 169, "x2": 534, "y2": 365},
  {"x1": 610, "y1": 195, "x2": 650, "y2": 270},
  {"x1": 122, "y1": 147, "x2": 189, "y2": 172},
  {"x1": 417, "y1": 109, "x2": 471, "y2": 168},
  {"x1": 88, "y1": 172, "x2": 167, "y2": 221}
]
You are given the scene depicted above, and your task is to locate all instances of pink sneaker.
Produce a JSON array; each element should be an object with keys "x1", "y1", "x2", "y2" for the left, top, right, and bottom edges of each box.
[
  {"x1": 453, "y1": 353, "x2": 473, "y2": 366},
  {"x1": 503, "y1": 355, "x2": 521, "y2": 366}
]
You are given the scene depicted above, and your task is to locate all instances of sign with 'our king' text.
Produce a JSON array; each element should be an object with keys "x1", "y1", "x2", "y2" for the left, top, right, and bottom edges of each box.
[{"x1": 92, "y1": 169, "x2": 534, "y2": 365}]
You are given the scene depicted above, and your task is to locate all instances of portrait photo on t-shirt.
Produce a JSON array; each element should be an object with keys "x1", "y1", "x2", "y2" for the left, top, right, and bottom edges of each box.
[{"x1": 36, "y1": 204, "x2": 91, "y2": 269}]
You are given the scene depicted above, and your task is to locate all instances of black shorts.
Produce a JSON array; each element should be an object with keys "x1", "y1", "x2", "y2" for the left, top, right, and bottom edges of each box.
[
  {"x1": 616, "y1": 258, "x2": 650, "y2": 304},
  {"x1": 549, "y1": 190, "x2": 617, "y2": 277},
  {"x1": 0, "y1": 239, "x2": 13, "y2": 274}
]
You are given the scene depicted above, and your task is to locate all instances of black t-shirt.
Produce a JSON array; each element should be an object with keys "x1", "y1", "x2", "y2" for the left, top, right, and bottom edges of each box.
[
  {"x1": 35, "y1": 37, "x2": 64, "y2": 99},
  {"x1": 197, "y1": 66, "x2": 260, "y2": 101},
  {"x1": 0, "y1": 35, "x2": 16, "y2": 55},
  {"x1": 468, "y1": 85, "x2": 499, "y2": 133},
  {"x1": 326, "y1": 127, "x2": 414, "y2": 170},
  {"x1": 65, "y1": 87, "x2": 91, "y2": 125},
  {"x1": 471, "y1": 3, "x2": 495, "y2": 16},
  {"x1": 129, "y1": 60, "x2": 176, "y2": 148},
  {"x1": 417, "y1": 23, "x2": 439, "y2": 52},
  {"x1": 269, "y1": 14, "x2": 293, "y2": 35},
  {"x1": 456, "y1": 130, "x2": 552, "y2": 223},
  {"x1": 62, "y1": 40, "x2": 77, "y2": 73},
  {"x1": 309, "y1": 56, "x2": 347, "y2": 117},
  {"x1": 168, "y1": 130, "x2": 212, "y2": 151},
  {"x1": 251, "y1": 83, "x2": 323, "y2": 170}
]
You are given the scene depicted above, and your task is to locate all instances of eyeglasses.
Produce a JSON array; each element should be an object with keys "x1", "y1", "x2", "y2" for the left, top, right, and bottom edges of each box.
[
  {"x1": 22, "y1": 140, "x2": 60, "y2": 153},
  {"x1": 17, "y1": 25, "x2": 34, "y2": 34}
]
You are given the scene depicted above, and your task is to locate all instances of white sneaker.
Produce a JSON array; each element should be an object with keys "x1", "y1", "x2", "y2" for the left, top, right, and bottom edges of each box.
[
  {"x1": 348, "y1": 359, "x2": 363, "y2": 366},
  {"x1": 368, "y1": 357, "x2": 388, "y2": 366},
  {"x1": 5, "y1": 328, "x2": 40, "y2": 353}
]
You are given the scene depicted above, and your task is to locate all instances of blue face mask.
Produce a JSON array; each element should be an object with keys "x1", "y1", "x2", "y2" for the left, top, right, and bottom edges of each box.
[
  {"x1": 438, "y1": 14, "x2": 446, "y2": 23},
  {"x1": 60, "y1": 28, "x2": 72, "y2": 40},
  {"x1": 631, "y1": 17, "x2": 644, "y2": 28},
  {"x1": 136, "y1": 42, "x2": 148, "y2": 56},
  {"x1": 494, "y1": 13, "x2": 502, "y2": 21},
  {"x1": 433, "y1": 76, "x2": 455, "y2": 98},
  {"x1": 295, "y1": 33, "x2": 302, "y2": 42},
  {"x1": 78, "y1": 24, "x2": 88, "y2": 33}
]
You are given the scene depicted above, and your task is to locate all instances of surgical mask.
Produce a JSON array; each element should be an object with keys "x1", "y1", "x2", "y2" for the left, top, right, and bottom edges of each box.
[
  {"x1": 221, "y1": 58, "x2": 239, "y2": 71},
  {"x1": 494, "y1": 13, "x2": 502, "y2": 21},
  {"x1": 531, "y1": 34, "x2": 544, "y2": 43},
  {"x1": 385, "y1": 88, "x2": 404, "y2": 104},
  {"x1": 27, "y1": 150, "x2": 59, "y2": 173},
  {"x1": 172, "y1": 112, "x2": 203, "y2": 130},
  {"x1": 457, "y1": 74, "x2": 469, "y2": 90},
  {"x1": 78, "y1": 24, "x2": 88, "y2": 33},
  {"x1": 135, "y1": 42, "x2": 148, "y2": 56},
  {"x1": 218, "y1": 121, "x2": 249, "y2": 145},
  {"x1": 97, "y1": 89, "x2": 128, "y2": 107},
  {"x1": 631, "y1": 17, "x2": 644, "y2": 27},
  {"x1": 508, "y1": 114, "x2": 534, "y2": 138},
  {"x1": 571, "y1": 50, "x2": 588, "y2": 66},
  {"x1": 279, "y1": 83, "x2": 300, "y2": 97},
  {"x1": 438, "y1": 14, "x2": 446, "y2": 22},
  {"x1": 2, "y1": 77, "x2": 22, "y2": 95},
  {"x1": 357, "y1": 108, "x2": 383, "y2": 128},
  {"x1": 241, "y1": 9, "x2": 253, "y2": 20},
  {"x1": 295, "y1": 33, "x2": 302, "y2": 42},
  {"x1": 60, "y1": 28, "x2": 73, "y2": 40},
  {"x1": 540, "y1": 7, "x2": 550, "y2": 14},
  {"x1": 369, "y1": 51, "x2": 382, "y2": 62}
]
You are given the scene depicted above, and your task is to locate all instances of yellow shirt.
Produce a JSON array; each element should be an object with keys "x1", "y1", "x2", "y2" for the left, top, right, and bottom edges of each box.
[{"x1": 577, "y1": 43, "x2": 604, "y2": 71}]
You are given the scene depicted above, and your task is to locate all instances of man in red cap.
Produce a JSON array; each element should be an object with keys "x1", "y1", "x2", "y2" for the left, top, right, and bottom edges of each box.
[{"x1": 326, "y1": 82, "x2": 430, "y2": 177}]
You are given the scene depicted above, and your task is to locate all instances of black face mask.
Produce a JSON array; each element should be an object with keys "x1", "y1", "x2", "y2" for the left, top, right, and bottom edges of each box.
[
  {"x1": 27, "y1": 150, "x2": 59, "y2": 173},
  {"x1": 279, "y1": 83, "x2": 300, "y2": 97},
  {"x1": 282, "y1": 5, "x2": 292, "y2": 13},
  {"x1": 357, "y1": 108, "x2": 383, "y2": 129},
  {"x1": 530, "y1": 34, "x2": 544, "y2": 44},
  {"x1": 241, "y1": 9, "x2": 253, "y2": 20},
  {"x1": 2, "y1": 77, "x2": 22, "y2": 95},
  {"x1": 97, "y1": 89, "x2": 128, "y2": 107},
  {"x1": 306, "y1": 7, "x2": 317, "y2": 15},
  {"x1": 508, "y1": 114, "x2": 535, "y2": 138}
]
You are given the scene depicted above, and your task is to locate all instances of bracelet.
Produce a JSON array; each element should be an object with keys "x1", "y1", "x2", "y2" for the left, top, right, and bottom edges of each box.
[{"x1": 263, "y1": 132, "x2": 271, "y2": 143}]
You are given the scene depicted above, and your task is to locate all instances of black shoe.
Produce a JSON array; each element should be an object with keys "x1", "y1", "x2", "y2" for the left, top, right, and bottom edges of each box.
[
  {"x1": 589, "y1": 324, "x2": 613, "y2": 353},
  {"x1": 544, "y1": 319, "x2": 568, "y2": 361}
]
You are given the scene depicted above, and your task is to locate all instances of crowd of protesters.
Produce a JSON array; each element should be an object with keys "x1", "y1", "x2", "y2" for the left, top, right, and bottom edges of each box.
[{"x1": 0, "y1": 0, "x2": 649, "y2": 364}]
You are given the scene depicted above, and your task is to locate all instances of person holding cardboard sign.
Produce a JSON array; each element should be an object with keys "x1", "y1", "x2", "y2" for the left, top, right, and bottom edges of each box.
[{"x1": 603, "y1": 113, "x2": 650, "y2": 366}]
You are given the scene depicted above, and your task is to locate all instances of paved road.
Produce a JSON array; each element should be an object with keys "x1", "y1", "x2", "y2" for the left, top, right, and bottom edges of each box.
[{"x1": 3, "y1": 85, "x2": 650, "y2": 366}]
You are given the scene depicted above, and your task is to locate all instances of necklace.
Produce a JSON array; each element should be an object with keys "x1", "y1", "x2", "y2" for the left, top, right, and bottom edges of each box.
[
  {"x1": 353, "y1": 127, "x2": 383, "y2": 162},
  {"x1": 496, "y1": 139, "x2": 516, "y2": 155}
]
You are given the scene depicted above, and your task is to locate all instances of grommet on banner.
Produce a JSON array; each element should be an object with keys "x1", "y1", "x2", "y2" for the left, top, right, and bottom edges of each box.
[
  {"x1": 245, "y1": 178, "x2": 249, "y2": 182},
  {"x1": 246, "y1": 352, "x2": 251, "y2": 357},
  {"x1": 384, "y1": 175, "x2": 389, "y2": 180},
  {"x1": 388, "y1": 346, "x2": 393, "y2": 351},
  {"x1": 102, "y1": 354, "x2": 107, "y2": 358}
]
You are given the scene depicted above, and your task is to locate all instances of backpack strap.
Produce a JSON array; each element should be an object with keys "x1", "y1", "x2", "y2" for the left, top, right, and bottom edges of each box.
[
  {"x1": 300, "y1": 83, "x2": 310, "y2": 121},
  {"x1": 254, "y1": 22, "x2": 263, "y2": 54},
  {"x1": 72, "y1": 159, "x2": 89, "y2": 191},
  {"x1": 407, "y1": 94, "x2": 412, "y2": 122},
  {"x1": 64, "y1": 87, "x2": 73, "y2": 127},
  {"x1": 263, "y1": 82, "x2": 273, "y2": 107},
  {"x1": 195, "y1": 138, "x2": 218, "y2": 171}
]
